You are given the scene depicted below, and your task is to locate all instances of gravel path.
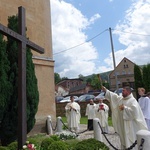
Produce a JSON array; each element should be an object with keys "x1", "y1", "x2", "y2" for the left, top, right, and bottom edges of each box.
[{"x1": 77, "y1": 124, "x2": 121, "y2": 150}]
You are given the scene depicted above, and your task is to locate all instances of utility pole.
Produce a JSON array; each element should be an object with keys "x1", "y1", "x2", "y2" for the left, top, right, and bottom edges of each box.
[{"x1": 109, "y1": 27, "x2": 118, "y2": 92}]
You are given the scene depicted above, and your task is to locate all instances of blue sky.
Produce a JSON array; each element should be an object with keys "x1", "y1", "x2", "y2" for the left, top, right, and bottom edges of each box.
[{"x1": 50, "y1": 0, "x2": 150, "y2": 78}]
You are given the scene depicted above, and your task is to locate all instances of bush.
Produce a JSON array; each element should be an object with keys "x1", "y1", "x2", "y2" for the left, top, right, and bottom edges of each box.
[
  {"x1": 40, "y1": 138, "x2": 54, "y2": 150},
  {"x1": 25, "y1": 139, "x2": 41, "y2": 150},
  {"x1": 48, "y1": 141, "x2": 69, "y2": 150},
  {"x1": 0, "y1": 146, "x2": 8, "y2": 150},
  {"x1": 27, "y1": 138, "x2": 38, "y2": 145},
  {"x1": 50, "y1": 135, "x2": 60, "y2": 141},
  {"x1": 73, "y1": 138, "x2": 109, "y2": 150},
  {"x1": 65, "y1": 139, "x2": 80, "y2": 149},
  {"x1": 27, "y1": 134, "x2": 47, "y2": 144},
  {"x1": 7, "y1": 141, "x2": 18, "y2": 150}
]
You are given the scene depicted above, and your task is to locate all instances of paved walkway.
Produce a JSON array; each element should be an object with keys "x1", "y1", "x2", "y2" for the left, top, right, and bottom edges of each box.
[{"x1": 77, "y1": 124, "x2": 121, "y2": 150}]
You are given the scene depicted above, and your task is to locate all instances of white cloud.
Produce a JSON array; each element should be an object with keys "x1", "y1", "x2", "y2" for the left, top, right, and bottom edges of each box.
[
  {"x1": 89, "y1": 14, "x2": 101, "y2": 24},
  {"x1": 50, "y1": 0, "x2": 150, "y2": 79},
  {"x1": 106, "y1": 0, "x2": 150, "y2": 67},
  {"x1": 51, "y1": 0, "x2": 100, "y2": 78}
]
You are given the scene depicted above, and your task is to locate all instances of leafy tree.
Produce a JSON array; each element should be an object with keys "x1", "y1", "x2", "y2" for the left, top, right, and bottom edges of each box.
[
  {"x1": 54, "y1": 73, "x2": 61, "y2": 84},
  {"x1": 78, "y1": 74, "x2": 84, "y2": 79},
  {"x1": 0, "y1": 15, "x2": 19, "y2": 145},
  {"x1": 86, "y1": 78, "x2": 92, "y2": 84},
  {"x1": 61, "y1": 77, "x2": 68, "y2": 80},
  {"x1": 146, "y1": 64, "x2": 150, "y2": 91},
  {"x1": 142, "y1": 64, "x2": 150, "y2": 92},
  {"x1": 0, "y1": 15, "x2": 39, "y2": 145},
  {"x1": 91, "y1": 74, "x2": 102, "y2": 90},
  {"x1": 134, "y1": 64, "x2": 143, "y2": 98},
  {"x1": 26, "y1": 46, "x2": 39, "y2": 133},
  {"x1": 103, "y1": 82, "x2": 109, "y2": 89},
  {"x1": 78, "y1": 74, "x2": 87, "y2": 83},
  {"x1": 0, "y1": 34, "x2": 12, "y2": 122}
]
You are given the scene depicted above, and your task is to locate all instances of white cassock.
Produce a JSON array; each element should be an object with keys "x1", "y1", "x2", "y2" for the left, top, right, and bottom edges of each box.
[
  {"x1": 85, "y1": 103, "x2": 96, "y2": 119},
  {"x1": 105, "y1": 90, "x2": 148, "y2": 149},
  {"x1": 95, "y1": 102, "x2": 109, "y2": 133},
  {"x1": 85, "y1": 103, "x2": 96, "y2": 130},
  {"x1": 138, "y1": 96, "x2": 150, "y2": 131},
  {"x1": 65, "y1": 102, "x2": 81, "y2": 131}
]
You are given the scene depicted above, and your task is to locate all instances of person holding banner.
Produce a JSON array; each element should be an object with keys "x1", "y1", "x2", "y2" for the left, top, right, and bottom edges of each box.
[{"x1": 102, "y1": 85, "x2": 148, "y2": 149}]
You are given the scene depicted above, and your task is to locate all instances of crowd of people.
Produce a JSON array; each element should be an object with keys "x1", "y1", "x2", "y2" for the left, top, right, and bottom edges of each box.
[{"x1": 65, "y1": 86, "x2": 150, "y2": 149}]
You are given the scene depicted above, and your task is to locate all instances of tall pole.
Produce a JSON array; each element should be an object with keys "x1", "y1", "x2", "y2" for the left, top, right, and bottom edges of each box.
[
  {"x1": 109, "y1": 27, "x2": 118, "y2": 92},
  {"x1": 18, "y1": 7, "x2": 27, "y2": 149}
]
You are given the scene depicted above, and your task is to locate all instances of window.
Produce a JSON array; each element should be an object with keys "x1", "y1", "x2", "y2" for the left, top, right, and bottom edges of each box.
[
  {"x1": 114, "y1": 72, "x2": 119, "y2": 76},
  {"x1": 124, "y1": 64, "x2": 128, "y2": 68},
  {"x1": 122, "y1": 70, "x2": 126, "y2": 75}
]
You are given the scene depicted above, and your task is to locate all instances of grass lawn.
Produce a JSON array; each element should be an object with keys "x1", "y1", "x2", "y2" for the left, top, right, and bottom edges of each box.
[{"x1": 61, "y1": 116, "x2": 113, "y2": 126}]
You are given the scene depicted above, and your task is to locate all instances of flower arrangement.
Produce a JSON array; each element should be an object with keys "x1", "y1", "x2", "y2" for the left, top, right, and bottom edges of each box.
[
  {"x1": 55, "y1": 131, "x2": 77, "y2": 140},
  {"x1": 22, "y1": 141, "x2": 36, "y2": 150}
]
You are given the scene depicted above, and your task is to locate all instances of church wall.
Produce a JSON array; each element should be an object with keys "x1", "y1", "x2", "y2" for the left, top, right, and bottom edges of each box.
[{"x1": 0, "y1": 0, "x2": 56, "y2": 134}]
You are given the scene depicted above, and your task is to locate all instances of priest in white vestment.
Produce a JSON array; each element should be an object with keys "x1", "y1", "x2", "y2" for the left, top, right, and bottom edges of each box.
[
  {"x1": 65, "y1": 96, "x2": 81, "y2": 132},
  {"x1": 85, "y1": 99, "x2": 96, "y2": 130},
  {"x1": 102, "y1": 86, "x2": 148, "y2": 150},
  {"x1": 95, "y1": 98, "x2": 109, "y2": 133},
  {"x1": 138, "y1": 88, "x2": 150, "y2": 131}
]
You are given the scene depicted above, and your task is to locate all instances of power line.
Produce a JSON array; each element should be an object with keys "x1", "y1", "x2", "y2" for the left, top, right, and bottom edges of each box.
[
  {"x1": 53, "y1": 28, "x2": 150, "y2": 55},
  {"x1": 112, "y1": 29, "x2": 150, "y2": 36},
  {"x1": 53, "y1": 29, "x2": 108, "y2": 55}
]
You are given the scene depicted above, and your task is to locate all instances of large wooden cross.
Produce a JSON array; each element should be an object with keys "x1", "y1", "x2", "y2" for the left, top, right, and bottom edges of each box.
[{"x1": 0, "y1": 6, "x2": 44, "y2": 149}]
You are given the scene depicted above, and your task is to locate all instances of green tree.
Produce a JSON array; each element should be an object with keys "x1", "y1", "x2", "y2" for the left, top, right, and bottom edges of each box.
[
  {"x1": 26, "y1": 46, "x2": 39, "y2": 133},
  {"x1": 54, "y1": 73, "x2": 61, "y2": 84},
  {"x1": 103, "y1": 82, "x2": 109, "y2": 89},
  {"x1": 142, "y1": 64, "x2": 150, "y2": 92},
  {"x1": 147, "y1": 64, "x2": 150, "y2": 91},
  {"x1": 78, "y1": 74, "x2": 84, "y2": 79},
  {"x1": 134, "y1": 64, "x2": 143, "y2": 98},
  {"x1": 61, "y1": 77, "x2": 68, "y2": 80},
  {"x1": 91, "y1": 74, "x2": 102, "y2": 90},
  {"x1": 0, "y1": 15, "x2": 39, "y2": 145},
  {"x1": 0, "y1": 34, "x2": 11, "y2": 122},
  {"x1": 86, "y1": 78, "x2": 92, "y2": 84},
  {"x1": 0, "y1": 16, "x2": 19, "y2": 145}
]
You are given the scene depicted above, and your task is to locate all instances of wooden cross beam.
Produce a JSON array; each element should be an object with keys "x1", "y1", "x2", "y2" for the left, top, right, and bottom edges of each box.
[{"x1": 0, "y1": 6, "x2": 44, "y2": 149}]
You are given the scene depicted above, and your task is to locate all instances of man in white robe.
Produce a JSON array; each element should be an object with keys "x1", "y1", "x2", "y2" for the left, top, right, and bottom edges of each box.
[
  {"x1": 85, "y1": 99, "x2": 96, "y2": 130},
  {"x1": 95, "y1": 98, "x2": 109, "y2": 133},
  {"x1": 65, "y1": 96, "x2": 81, "y2": 132},
  {"x1": 138, "y1": 88, "x2": 150, "y2": 131},
  {"x1": 102, "y1": 86, "x2": 148, "y2": 149}
]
